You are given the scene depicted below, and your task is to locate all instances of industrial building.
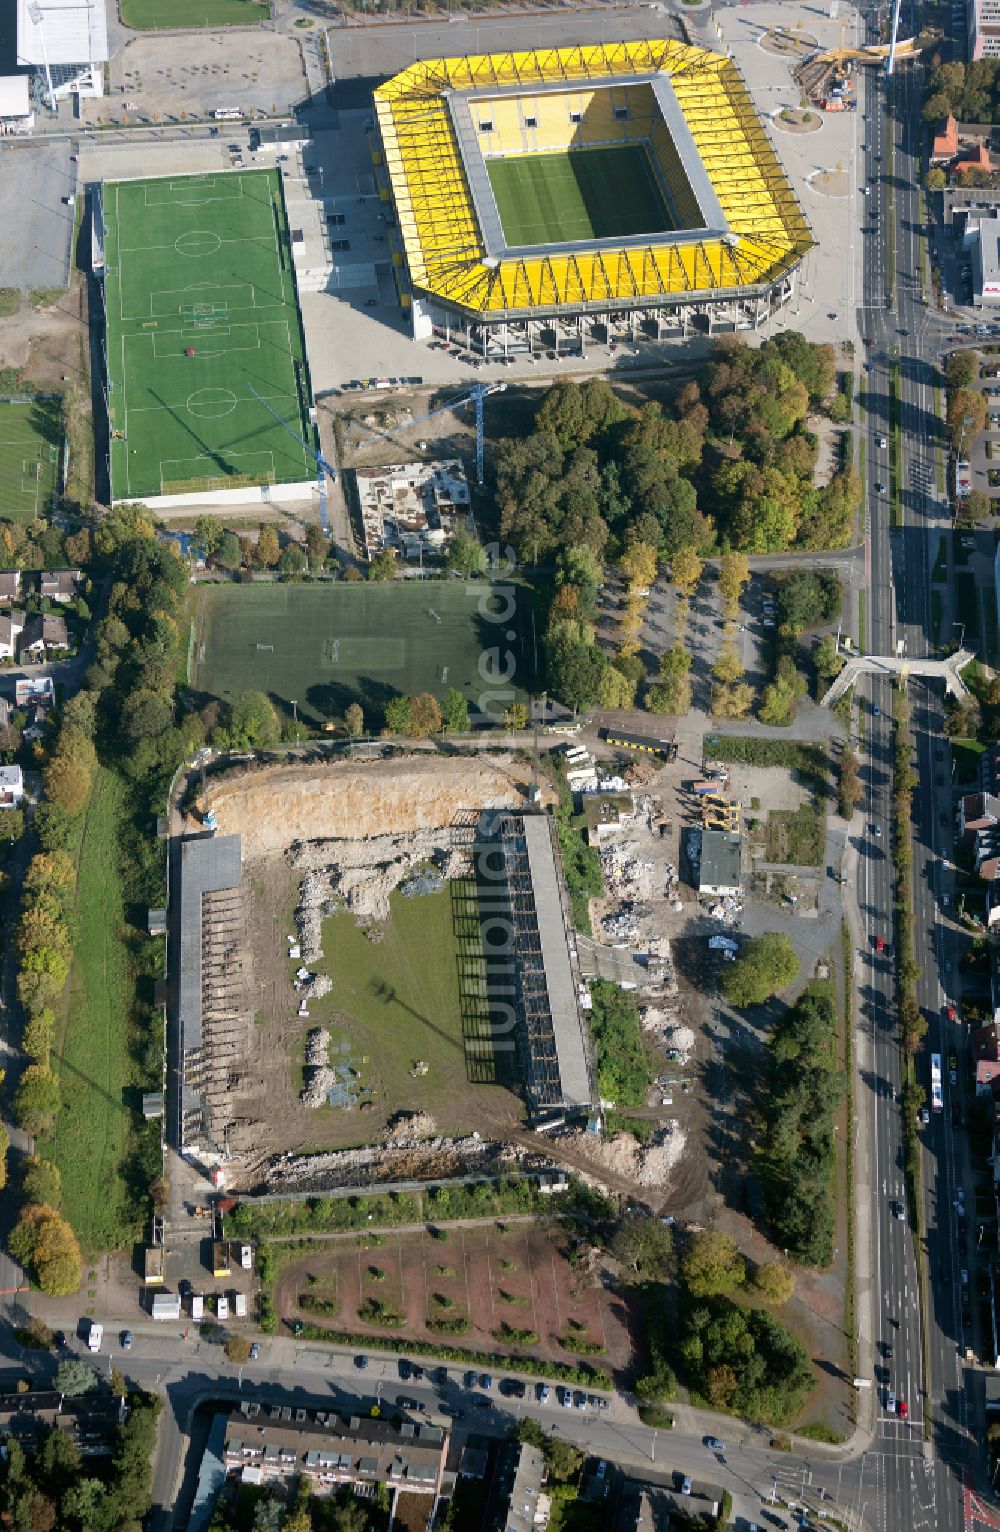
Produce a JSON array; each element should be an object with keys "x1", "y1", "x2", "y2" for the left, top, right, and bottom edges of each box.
[
  {"x1": 969, "y1": 215, "x2": 1000, "y2": 306},
  {"x1": 482, "y1": 812, "x2": 593, "y2": 1115},
  {"x1": 371, "y1": 40, "x2": 813, "y2": 357},
  {"x1": 698, "y1": 829, "x2": 743, "y2": 899},
  {"x1": 969, "y1": 0, "x2": 1000, "y2": 58},
  {"x1": 353, "y1": 459, "x2": 472, "y2": 560}
]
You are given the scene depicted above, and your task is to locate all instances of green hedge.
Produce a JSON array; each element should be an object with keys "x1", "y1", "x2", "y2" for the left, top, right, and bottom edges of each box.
[{"x1": 289, "y1": 1322, "x2": 612, "y2": 1388}]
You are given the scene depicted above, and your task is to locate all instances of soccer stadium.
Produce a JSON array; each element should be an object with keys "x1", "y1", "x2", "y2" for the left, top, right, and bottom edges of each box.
[
  {"x1": 96, "y1": 169, "x2": 319, "y2": 508},
  {"x1": 372, "y1": 40, "x2": 814, "y2": 358}
]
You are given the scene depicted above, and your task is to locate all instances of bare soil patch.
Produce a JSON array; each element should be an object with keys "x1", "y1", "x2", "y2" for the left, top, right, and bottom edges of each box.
[{"x1": 276, "y1": 1221, "x2": 634, "y2": 1371}]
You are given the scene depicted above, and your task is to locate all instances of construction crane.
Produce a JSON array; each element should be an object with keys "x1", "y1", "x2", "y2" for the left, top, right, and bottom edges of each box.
[
  {"x1": 354, "y1": 382, "x2": 506, "y2": 488},
  {"x1": 246, "y1": 384, "x2": 335, "y2": 534}
]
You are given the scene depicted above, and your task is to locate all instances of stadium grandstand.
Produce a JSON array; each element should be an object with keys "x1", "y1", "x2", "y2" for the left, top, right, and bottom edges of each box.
[
  {"x1": 14, "y1": 0, "x2": 108, "y2": 108},
  {"x1": 372, "y1": 39, "x2": 814, "y2": 358}
]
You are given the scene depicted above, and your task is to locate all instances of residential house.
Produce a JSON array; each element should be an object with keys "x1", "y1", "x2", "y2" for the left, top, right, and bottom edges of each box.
[
  {"x1": 960, "y1": 793, "x2": 1000, "y2": 844},
  {"x1": 20, "y1": 613, "x2": 69, "y2": 656},
  {"x1": 983, "y1": 743, "x2": 1000, "y2": 796},
  {"x1": 0, "y1": 610, "x2": 24, "y2": 660},
  {"x1": 484, "y1": 1442, "x2": 549, "y2": 1532},
  {"x1": 975, "y1": 827, "x2": 1000, "y2": 878},
  {"x1": 974, "y1": 1023, "x2": 1000, "y2": 1061},
  {"x1": 0, "y1": 1388, "x2": 125, "y2": 1456},
  {"x1": 39, "y1": 569, "x2": 81, "y2": 604},
  {"x1": 0, "y1": 571, "x2": 21, "y2": 602},
  {"x1": 223, "y1": 1404, "x2": 449, "y2": 1506},
  {"x1": 0, "y1": 765, "x2": 24, "y2": 808},
  {"x1": 15, "y1": 675, "x2": 54, "y2": 709},
  {"x1": 978, "y1": 1059, "x2": 1000, "y2": 1095}
]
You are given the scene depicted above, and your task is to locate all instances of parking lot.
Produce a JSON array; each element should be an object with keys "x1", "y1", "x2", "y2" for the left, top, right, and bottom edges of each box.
[{"x1": 0, "y1": 140, "x2": 77, "y2": 289}]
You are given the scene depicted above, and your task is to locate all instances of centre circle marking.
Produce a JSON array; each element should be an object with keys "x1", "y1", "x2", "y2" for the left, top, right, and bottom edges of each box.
[
  {"x1": 187, "y1": 387, "x2": 237, "y2": 420},
  {"x1": 175, "y1": 230, "x2": 222, "y2": 258}
]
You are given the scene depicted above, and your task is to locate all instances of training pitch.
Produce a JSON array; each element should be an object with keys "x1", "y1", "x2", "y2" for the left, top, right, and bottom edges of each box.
[
  {"x1": 0, "y1": 398, "x2": 61, "y2": 522},
  {"x1": 486, "y1": 145, "x2": 671, "y2": 247},
  {"x1": 102, "y1": 170, "x2": 316, "y2": 502},
  {"x1": 191, "y1": 581, "x2": 537, "y2": 723}
]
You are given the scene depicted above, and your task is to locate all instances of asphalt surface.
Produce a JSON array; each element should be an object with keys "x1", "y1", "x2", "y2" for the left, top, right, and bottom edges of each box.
[{"x1": 857, "y1": 23, "x2": 984, "y2": 1532}]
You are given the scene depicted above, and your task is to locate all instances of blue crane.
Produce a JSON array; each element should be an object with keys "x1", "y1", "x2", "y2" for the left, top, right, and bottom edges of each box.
[
  {"x1": 354, "y1": 382, "x2": 506, "y2": 487},
  {"x1": 247, "y1": 384, "x2": 335, "y2": 534}
]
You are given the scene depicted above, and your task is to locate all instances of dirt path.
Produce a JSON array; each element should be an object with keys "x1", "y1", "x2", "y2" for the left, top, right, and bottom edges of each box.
[{"x1": 0, "y1": 292, "x2": 81, "y2": 375}]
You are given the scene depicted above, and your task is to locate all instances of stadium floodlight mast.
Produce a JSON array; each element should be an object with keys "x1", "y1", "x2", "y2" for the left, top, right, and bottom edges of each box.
[{"x1": 26, "y1": 2, "x2": 56, "y2": 112}]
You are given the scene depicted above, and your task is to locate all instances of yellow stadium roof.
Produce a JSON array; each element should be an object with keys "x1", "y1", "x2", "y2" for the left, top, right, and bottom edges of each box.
[{"x1": 373, "y1": 39, "x2": 814, "y2": 317}]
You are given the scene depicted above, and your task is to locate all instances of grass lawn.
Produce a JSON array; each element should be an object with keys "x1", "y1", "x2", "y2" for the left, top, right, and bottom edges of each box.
[
  {"x1": 191, "y1": 580, "x2": 536, "y2": 725},
  {"x1": 49, "y1": 769, "x2": 137, "y2": 1251},
  {"x1": 310, "y1": 886, "x2": 513, "y2": 1132},
  {"x1": 487, "y1": 145, "x2": 670, "y2": 246},
  {"x1": 0, "y1": 397, "x2": 61, "y2": 522},
  {"x1": 765, "y1": 803, "x2": 825, "y2": 866},
  {"x1": 104, "y1": 170, "x2": 314, "y2": 501},
  {"x1": 120, "y1": 0, "x2": 268, "y2": 25},
  {"x1": 952, "y1": 736, "x2": 986, "y2": 786}
]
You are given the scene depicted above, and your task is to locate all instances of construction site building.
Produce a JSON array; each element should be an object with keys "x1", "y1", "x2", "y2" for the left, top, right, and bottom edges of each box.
[
  {"x1": 143, "y1": 1246, "x2": 165, "y2": 1285},
  {"x1": 213, "y1": 1241, "x2": 232, "y2": 1278},
  {"x1": 351, "y1": 460, "x2": 472, "y2": 561}
]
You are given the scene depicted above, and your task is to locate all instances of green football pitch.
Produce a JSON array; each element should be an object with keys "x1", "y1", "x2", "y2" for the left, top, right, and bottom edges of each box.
[
  {"x1": 0, "y1": 398, "x2": 61, "y2": 522},
  {"x1": 486, "y1": 144, "x2": 672, "y2": 247},
  {"x1": 103, "y1": 170, "x2": 316, "y2": 502},
  {"x1": 119, "y1": 0, "x2": 267, "y2": 26},
  {"x1": 191, "y1": 581, "x2": 537, "y2": 724}
]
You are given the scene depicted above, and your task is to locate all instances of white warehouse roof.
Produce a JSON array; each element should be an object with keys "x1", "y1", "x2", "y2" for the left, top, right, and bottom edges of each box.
[
  {"x1": 17, "y1": 0, "x2": 109, "y2": 66},
  {"x1": 0, "y1": 75, "x2": 31, "y2": 116}
]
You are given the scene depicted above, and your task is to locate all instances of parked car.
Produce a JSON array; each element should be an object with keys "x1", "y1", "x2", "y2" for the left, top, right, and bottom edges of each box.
[{"x1": 704, "y1": 1436, "x2": 726, "y2": 1451}]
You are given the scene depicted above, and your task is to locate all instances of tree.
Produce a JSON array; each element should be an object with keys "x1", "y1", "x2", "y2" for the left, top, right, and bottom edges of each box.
[
  {"x1": 713, "y1": 643, "x2": 744, "y2": 686},
  {"x1": 712, "y1": 680, "x2": 754, "y2": 719},
  {"x1": 23, "y1": 1156, "x2": 61, "y2": 1207},
  {"x1": 409, "y1": 693, "x2": 442, "y2": 738},
  {"x1": 53, "y1": 1358, "x2": 99, "y2": 1397},
  {"x1": 224, "y1": 1334, "x2": 253, "y2": 1363},
  {"x1": 838, "y1": 744, "x2": 862, "y2": 820},
  {"x1": 610, "y1": 1214, "x2": 674, "y2": 1282},
  {"x1": 595, "y1": 664, "x2": 637, "y2": 709},
  {"x1": 945, "y1": 349, "x2": 978, "y2": 391},
  {"x1": 446, "y1": 530, "x2": 487, "y2": 577},
  {"x1": 718, "y1": 551, "x2": 750, "y2": 615},
  {"x1": 193, "y1": 516, "x2": 225, "y2": 560},
  {"x1": 22, "y1": 1012, "x2": 55, "y2": 1064},
  {"x1": 947, "y1": 386, "x2": 986, "y2": 449},
  {"x1": 13, "y1": 1065, "x2": 60, "y2": 1135},
  {"x1": 42, "y1": 754, "x2": 92, "y2": 816},
  {"x1": 225, "y1": 692, "x2": 280, "y2": 751},
  {"x1": 441, "y1": 688, "x2": 469, "y2": 733},
  {"x1": 814, "y1": 634, "x2": 845, "y2": 692},
  {"x1": 110, "y1": 1367, "x2": 128, "y2": 1399},
  {"x1": 682, "y1": 1230, "x2": 746, "y2": 1297},
  {"x1": 545, "y1": 631, "x2": 606, "y2": 712},
  {"x1": 753, "y1": 1261, "x2": 796, "y2": 1305},
  {"x1": 670, "y1": 545, "x2": 704, "y2": 597},
  {"x1": 620, "y1": 541, "x2": 658, "y2": 592},
  {"x1": 646, "y1": 645, "x2": 692, "y2": 716},
  {"x1": 344, "y1": 702, "x2": 365, "y2": 738},
  {"x1": 10, "y1": 1204, "x2": 81, "y2": 1296},
  {"x1": 501, "y1": 702, "x2": 528, "y2": 731},
  {"x1": 758, "y1": 673, "x2": 800, "y2": 727},
  {"x1": 278, "y1": 544, "x2": 308, "y2": 576},
  {"x1": 256, "y1": 525, "x2": 280, "y2": 568},
  {"x1": 925, "y1": 165, "x2": 947, "y2": 191},
  {"x1": 217, "y1": 531, "x2": 242, "y2": 571},
  {"x1": 383, "y1": 695, "x2": 412, "y2": 735},
  {"x1": 0, "y1": 808, "x2": 25, "y2": 842},
  {"x1": 368, "y1": 547, "x2": 397, "y2": 581},
  {"x1": 722, "y1": 932, "x2": 799, "y2": 1007}
]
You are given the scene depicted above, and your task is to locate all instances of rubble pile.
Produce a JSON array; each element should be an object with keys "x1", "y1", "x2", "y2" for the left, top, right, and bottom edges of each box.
[
  {"x1": 300, "y1": 1027, "x2": 336, "y2": 1109},
  {"x1": 564, "y1": 1122, "x2": 686, "y2": 1190},
  {"x1": 293, "y1": 831, "x2": 471, "y2": 948},
  {"x1": 251, "y1": 1131, "x2": 555, "y2": 1195},
  {"x1": 599, "y1": 839, "x2": 656, "y2": 902},
  {"x1": 383, "y1": 1110, "x2": 438, "y2": 1141}
]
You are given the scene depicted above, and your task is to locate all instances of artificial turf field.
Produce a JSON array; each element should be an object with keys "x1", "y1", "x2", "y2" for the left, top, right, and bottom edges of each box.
[
  {"x1": 486, "y1": 144, "x2": 672, "y2": 246},
  {"x1": 191, "y1": 581, "x2": 537, "y2": 724},
  {"x1": 103, "y1": 170, "x2": 316, "y2": 502},
  {"x1": 0, "y1": 398, "x2": 61, "y2": 522}
]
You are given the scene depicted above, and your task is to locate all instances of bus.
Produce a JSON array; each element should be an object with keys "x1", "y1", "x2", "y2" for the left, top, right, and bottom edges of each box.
[
  {"x1": 930, "y1": 1053, "x2": 943, "y2": 1112},
  {"x1": 212, "y1": 108, "x2": 244, "y2": 121}
]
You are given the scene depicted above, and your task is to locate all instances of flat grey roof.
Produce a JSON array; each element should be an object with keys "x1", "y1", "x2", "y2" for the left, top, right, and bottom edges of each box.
[
  {"x1": 979, "y1": 214, "x2": 1000, "y2": 288},
  {"x1": 699, "y1": 829, "x2": 742, "y2": 891},
  {"x1": 178, "y1": 834, "x2": 242, "y2": 1054},
  {"x1": 522, "y1": 815, "x2": 591, "y2": 1109}
]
